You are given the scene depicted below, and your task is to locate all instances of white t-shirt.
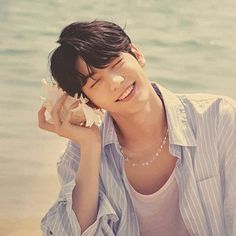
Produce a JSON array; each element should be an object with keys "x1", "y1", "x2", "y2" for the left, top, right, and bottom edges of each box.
[{"x1": 124, "y1": 169, "x2": 190, "y2": 236}]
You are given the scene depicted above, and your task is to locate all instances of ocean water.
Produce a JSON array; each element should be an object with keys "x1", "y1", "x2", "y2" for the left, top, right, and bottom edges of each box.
[{"x1": 0, "y1": 0, "x2": 235, "y2": 232}]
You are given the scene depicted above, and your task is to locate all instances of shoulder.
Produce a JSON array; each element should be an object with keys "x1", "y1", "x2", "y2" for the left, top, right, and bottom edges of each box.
[
  {"x1": 178, "y1": 93, "x2": 236, "y2": 117},
  {"x1": 217, "y1": 96, "x2": 236, "y2": 119},
  {"x1": 217, "y1": 96, "x2": 236, "y2": 143}
]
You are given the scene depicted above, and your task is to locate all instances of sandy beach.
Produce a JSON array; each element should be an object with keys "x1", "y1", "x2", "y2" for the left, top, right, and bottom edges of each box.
[
  {"x1": 0, "y1": 218, "x2": 43, "y2": 236},
  {"x1": 0, "y1": 162, "x2": 61, "y2": 236}
]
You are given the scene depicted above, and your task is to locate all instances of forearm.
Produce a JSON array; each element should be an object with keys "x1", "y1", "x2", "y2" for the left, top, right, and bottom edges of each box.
[{"x1": 72, "y1": 144, "x2": 101, "y2": 233}]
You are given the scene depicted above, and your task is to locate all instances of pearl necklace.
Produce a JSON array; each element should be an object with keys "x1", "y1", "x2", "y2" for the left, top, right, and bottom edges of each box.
[{"x1": 118, "y1": 129, "x2": 168, "y2": 167}]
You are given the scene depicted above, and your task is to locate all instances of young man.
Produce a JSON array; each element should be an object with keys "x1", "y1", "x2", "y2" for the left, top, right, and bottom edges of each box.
[{"x1": 38, "y1": 20, "x2": 236, "y2": 236}]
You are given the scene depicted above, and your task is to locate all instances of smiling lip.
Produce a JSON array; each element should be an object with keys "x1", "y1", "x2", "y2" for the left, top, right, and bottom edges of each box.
[{"x1": 116, "y1": 82, "x2": 136, "y2": 102}]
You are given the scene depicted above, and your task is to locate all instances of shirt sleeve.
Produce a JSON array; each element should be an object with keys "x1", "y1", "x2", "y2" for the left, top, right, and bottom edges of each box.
[
  {"x1": 40, "y1": 140, "x2": 119, "y2": 236},
  {"x1": 218, "y1": 96, "x2": 236, "y2": 236}
]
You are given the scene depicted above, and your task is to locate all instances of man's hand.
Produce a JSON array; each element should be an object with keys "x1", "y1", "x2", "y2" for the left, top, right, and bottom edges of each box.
[{"x1": 38, "y1": 93, "x2": 101, "y2": 146}]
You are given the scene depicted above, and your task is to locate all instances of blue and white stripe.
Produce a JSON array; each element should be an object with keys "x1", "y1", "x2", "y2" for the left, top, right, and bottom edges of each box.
[{"x1": 41, "y1": 82, "x2": 236, "y2": 236}]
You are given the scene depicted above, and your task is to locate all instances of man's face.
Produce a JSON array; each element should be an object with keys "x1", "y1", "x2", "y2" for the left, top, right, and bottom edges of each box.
[{"x1": 77, "y1": 45, "x2": 150, "y2": 115}]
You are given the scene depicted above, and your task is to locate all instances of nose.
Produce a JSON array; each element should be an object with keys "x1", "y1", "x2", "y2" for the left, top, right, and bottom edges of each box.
[{"x1": 110, "y1": 74, "x2": 125, "y2": 90}]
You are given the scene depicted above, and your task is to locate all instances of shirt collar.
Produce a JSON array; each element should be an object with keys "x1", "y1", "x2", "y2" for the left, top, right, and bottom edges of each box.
[
  {"x1": 101, "y1": 111, "x2": 119, "y2": 147},
  {"x1": 152, "y1": 82, "x2": 196, "y2": 147},
  {"x1": 100, "y1": 82, "x2": 196, "y2": 148}
]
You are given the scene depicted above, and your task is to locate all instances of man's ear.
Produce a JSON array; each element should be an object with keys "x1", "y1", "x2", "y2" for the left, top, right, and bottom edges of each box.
[{"x1": 130, "y1": 44, "x2": 146, "y2": 67}]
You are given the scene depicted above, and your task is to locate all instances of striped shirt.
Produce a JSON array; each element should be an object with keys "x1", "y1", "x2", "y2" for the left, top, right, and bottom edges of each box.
[{"x1": 41, "y1": 83, "x2": 236, "y2": 236}]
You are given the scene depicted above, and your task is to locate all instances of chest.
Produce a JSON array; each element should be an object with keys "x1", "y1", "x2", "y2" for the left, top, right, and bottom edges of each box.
[{"x1": 124, "y1": 153, "x2": 177, "y2": 195}]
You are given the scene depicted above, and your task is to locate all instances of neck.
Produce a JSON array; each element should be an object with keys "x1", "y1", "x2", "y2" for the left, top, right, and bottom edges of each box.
[{"x1": 112, "y1": 84, "x2": 167, "y2": 151}]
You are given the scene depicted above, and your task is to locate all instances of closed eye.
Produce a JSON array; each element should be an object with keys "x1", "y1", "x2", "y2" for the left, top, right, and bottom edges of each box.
[
  {"x1": 112, "y1": 57, "x2": 123, "y2": 69},
  {"x1": 90, "y1": 78, "x2": 101, "y2": 88}
]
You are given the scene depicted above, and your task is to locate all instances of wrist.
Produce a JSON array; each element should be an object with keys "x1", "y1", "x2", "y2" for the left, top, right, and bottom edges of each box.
[{"x1": 80, "y1": 141, "x2": 101, "y2": 158}]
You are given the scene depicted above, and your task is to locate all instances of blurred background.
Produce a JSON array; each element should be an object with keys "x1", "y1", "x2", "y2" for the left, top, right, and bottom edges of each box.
[{"x1": 0, "y1": 0, "x2": 235, "y2": 235}]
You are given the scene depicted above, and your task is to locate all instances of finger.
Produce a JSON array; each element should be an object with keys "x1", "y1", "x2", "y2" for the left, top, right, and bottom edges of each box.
[
  {"x1": 38, "y1": 106, "x2": 56, "y2": 133},
  {"x1": 51, "y1": 93, "x2": 68, "y2": 127},
  {"x1": 70, "y1": 100, "x2": 81, "y2": 110},
  {"x1": 38, "y1": 106, "x2": 47, "y2": 125}
]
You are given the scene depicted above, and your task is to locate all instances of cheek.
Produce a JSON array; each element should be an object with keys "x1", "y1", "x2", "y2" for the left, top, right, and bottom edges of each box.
[
  {"x1": 81, "y1": 88, "x2": 98, "y2": 107},
  {"x1": 85, "y1": 90, "x2": 109, "y2": 109}
]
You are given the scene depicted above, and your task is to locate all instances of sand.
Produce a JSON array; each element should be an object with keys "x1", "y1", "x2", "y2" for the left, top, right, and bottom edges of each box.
[{"x1": 0, "y1": 218, "x2": 43, "y2": 236}]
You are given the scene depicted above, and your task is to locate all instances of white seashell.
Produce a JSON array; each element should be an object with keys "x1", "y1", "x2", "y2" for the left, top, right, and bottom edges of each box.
[{"x1": 40, "y1": 79, "x2": 104, "y2": 127}]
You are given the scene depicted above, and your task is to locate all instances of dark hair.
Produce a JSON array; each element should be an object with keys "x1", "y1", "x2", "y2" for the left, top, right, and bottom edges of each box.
[{"x1": 49, "y1": 20, "x2": 134, "y2": 99}]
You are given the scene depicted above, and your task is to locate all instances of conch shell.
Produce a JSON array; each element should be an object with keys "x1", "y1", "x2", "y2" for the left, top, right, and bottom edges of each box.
[{"x1": 40, "y1": 79, "x2": 104, "y2": 127}]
